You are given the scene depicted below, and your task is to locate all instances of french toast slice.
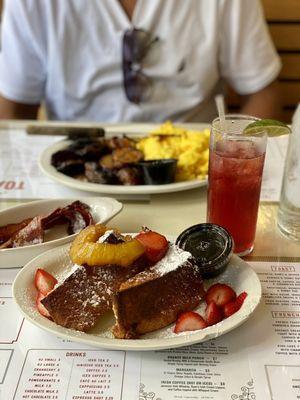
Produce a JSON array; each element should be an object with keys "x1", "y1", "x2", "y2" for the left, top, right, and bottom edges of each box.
[
  {"x1": 41, "y1": 239, "x2": 204, "y2": 338},
  {"x1": 41, "y1": 262, "x2": 144, "y2": 332},
  {"x1": 112, "y1": 245, "x2": 205, "y2": 338}
]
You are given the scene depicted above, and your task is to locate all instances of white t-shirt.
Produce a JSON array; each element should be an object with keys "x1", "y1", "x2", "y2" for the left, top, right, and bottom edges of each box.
[{"x1": 0, "y1": 0, "x2": 281, "y2": 122}]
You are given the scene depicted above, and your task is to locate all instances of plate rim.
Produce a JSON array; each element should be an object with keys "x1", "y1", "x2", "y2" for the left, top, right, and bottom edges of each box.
[
  {"x1": 39, "y1": 139, "x2": 207, "y2": 195},
  {"x1": 12, "y1": 242, "x2": 262, "y2": 351}
]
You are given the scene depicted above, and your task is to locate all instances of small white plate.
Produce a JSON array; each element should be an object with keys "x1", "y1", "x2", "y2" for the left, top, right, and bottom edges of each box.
[
  {"x1": 39, "y1": 140, "x2": 206, "y2": 195},
  {"x1": 13, "y1": 239, "x2": 261, "y2": 351},
  {"x1": 0, "y1": 197, "x2": 122, "y2": 268}
]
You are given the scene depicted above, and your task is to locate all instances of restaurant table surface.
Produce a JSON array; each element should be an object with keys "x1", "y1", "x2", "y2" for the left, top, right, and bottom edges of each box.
[
  {"x1": 0, "y1": 118, "x2": 299, "y2": 262},
  {"x1": 1, "y1": 121, "x2": 300, "y2": 400},
  {"x1": 1, "y1": 190, "x2": 300, "y2": 262}
]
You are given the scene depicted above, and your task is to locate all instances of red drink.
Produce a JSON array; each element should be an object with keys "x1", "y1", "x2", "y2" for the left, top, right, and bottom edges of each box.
[{"x1": 207, "y1": 140, "x2": 265, "y2": 255}]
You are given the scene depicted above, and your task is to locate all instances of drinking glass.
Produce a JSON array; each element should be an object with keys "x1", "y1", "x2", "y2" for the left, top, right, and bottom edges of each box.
[
  {"x1": 207, "y1": 115, "x2": 267, "y2": 256},
  {"x1": 277, "y1": 107, "x2": 300, "y2": 241}
]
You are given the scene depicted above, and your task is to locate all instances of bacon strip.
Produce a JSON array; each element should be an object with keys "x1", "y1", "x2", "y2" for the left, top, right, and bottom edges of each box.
[
  {"x1": 0, "y1": 218, "x2": 33, "y2": 245},
  {"x1": 41, "y1": 208, "x2": 66, "y2": 230},
  {"x1": 62, "y1": 201, "x2": 94, "y2": 234},
  {"x1": 0, "y1": 201, "x2": 94, "y2": 249},
  {"x1": 41, "y1": 201, "x2": 94, "y2": 234},
  {"x1": 1, "y1": 217, "x2": 44, "y2": 249},
  {"x1": 12, "y1": 216, "x2": 44, "y2": 248}
]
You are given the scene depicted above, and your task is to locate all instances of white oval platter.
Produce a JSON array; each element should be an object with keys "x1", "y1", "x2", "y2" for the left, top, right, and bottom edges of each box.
[{"x1": 39, "y1": 139, "x2": 206, "y2": 195}]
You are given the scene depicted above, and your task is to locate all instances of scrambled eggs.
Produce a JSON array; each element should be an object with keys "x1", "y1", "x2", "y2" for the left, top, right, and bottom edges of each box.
[{"x1": 136, "y1": 121, "x2": 210, "y2": 181}]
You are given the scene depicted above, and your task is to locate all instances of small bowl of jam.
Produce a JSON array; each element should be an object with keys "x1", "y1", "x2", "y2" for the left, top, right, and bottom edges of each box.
[
  {"x1": 176, "y1": 223, "x2": 233, "y2": 279},
  {"x1": 138, "y1": 159, "x2": 177, "y2": 185}
]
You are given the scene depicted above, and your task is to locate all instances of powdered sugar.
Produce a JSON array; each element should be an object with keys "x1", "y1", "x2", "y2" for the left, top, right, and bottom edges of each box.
[
  {"x1": 97, "y1": 230, "x2": 114, "y2": 243},
  {"x1": 82, "y1": 292, "x2": 110, "y2": 308},
  {"x1": 152, "y1": 244, "x2": 192, "y2": 275},
  {"x1": 53, "y1": 263, "x2": 82, "y2": 289}
]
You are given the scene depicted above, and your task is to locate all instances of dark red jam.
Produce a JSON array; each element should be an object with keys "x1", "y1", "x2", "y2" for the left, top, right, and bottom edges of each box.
[{"x1": 176, "y1": 223, "x2": 233, "y2": 279}]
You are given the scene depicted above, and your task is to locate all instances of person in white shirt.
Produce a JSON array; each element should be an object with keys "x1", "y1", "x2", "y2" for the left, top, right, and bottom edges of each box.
[{"x1": 0, "y1": 0, "x2": 281, "y2": 122}]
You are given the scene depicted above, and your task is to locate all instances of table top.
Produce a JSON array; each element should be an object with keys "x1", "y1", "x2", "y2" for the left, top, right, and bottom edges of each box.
[
  {"x1": 0, "y1": 118, "x2": 299, "y2": 261},
  {"x1": 2, "y1": 191, "x2": 300, "y2": 262},
  {"x1": 1, "y1": 121, "x2": 300, "y2": 400}
]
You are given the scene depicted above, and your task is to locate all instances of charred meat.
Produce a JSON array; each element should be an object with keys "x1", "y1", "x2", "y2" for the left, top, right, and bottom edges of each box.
[{"x1": 51, "y1": 135, "x2": 150, "y2": 185}]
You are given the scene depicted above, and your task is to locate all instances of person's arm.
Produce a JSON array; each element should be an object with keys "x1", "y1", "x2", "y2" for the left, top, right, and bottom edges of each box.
[
  {"x1": 0, "y1": 96, "x2": 39, "y2": 119},
  {"x1": 0, "y1": 0, "x2": 46, "y2": 120},
  {"x1": 239, "y1": 80, "x2": 282, "y2": 119},
  {"x1": 219, "y1": 0, "x2": 282, "y2": 119}
]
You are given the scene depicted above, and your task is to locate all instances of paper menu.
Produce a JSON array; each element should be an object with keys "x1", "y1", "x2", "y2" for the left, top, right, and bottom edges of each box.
[
  {"x1": 245, "y1": 263, "x2": 300, "y2": 399},
  {"x1": 0, "y1": 130, "x2": 94, "y2": 199},
  {"x1": 1, "y1": 261, "x2": 300, "y2": 400},
  {"x1": 138, "y1": 341, "x2": 254, "y2": 400},
  {"x1": 14, "y1": 349, "x2": 125, "y2": 400},
  {"x1": 0, "y1": 270, "x2": 24, "y2": 345},
  {"x1": 0, "y1": 129, "x2": 288, "y2": 201}
]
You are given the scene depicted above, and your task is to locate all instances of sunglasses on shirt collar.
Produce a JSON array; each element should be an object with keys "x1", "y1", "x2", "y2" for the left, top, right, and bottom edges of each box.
[{"x1": 122, "y1": 28, "x2": 159, "y2": 104}]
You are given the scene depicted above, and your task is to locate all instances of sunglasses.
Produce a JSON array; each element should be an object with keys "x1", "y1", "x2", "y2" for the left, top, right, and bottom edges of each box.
[{"x1": 122, "y1": 28, "x2": 159, "y2": 104}]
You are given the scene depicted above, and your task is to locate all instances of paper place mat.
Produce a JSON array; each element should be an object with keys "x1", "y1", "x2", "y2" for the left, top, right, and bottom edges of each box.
[
  {"x1": 1, "y1": 261, "x2": 300, "y2": 399},
  {"x1": 0, "y1": 129, "x2": 288, "y2": 202}
]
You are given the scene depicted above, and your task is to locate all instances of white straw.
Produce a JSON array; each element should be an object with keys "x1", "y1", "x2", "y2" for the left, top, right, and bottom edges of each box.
[{"x1": 215, "y1": 94, "x2": 226, "y2": 133}]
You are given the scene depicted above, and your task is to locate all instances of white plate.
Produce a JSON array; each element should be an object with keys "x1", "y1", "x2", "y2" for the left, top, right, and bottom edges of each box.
[
  {"x1": 0, "y1": 197, "x2": 122, "y2": 268},
  {"x1": 13, "y1": 239, "x2": 261, "y2": 351},
  {"x1": 39, "y1": 140, "x2": 206, "y2": 195}
]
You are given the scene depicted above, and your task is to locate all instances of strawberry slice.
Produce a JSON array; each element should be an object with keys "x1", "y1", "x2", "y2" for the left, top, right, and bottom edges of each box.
[
  {"x1": 205, "y1": 283, "x2": 236, "y2": 307},
  {"x1": 174, "y1": 311, "x2": 207, "y2": 333},
  {"x1": 135, "y1": 230, "x2": 168, "y2": 264},
  {"x1": 205, "y1": 301, "x2": 223, "y2": 326},
  {"x1": 223, "y1": 292, "x2": 247, "y2": 318},
  {"x1": 236, "y1": 292, "x2": 248, "y2": 308},
  {"x1": 36, "y1": 292, "x2": 50, "y2": 318},
  {"x1": 34, "y1": 268, "x2": 58, "y2": 295},
  {"x1": 223, "y1": 301, "x2": 240, "y2": 317}
]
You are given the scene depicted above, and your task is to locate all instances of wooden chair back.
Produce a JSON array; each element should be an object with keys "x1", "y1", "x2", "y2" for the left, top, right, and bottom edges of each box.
[{"x1": 228, "y1": 0, "x2": 300, "y2": 122}]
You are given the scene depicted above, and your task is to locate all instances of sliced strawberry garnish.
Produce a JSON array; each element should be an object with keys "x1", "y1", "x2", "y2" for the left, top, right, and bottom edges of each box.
[
  {"x1": 236, "y1": 292, "x2": 248, "y2": 308},
  {"x1": 223, "y1": 301, "x2": 240, "y2": 318},
  {"x1": 174, "y1": 311, "x2": 207, "y2": 334},
  {"x1": 205, "y1": 301, "x2": 223, "y2": 326},
  {"x1": 223, "y1": 292, "x2": 247, "y2": 318},
  {"x1": 34, "y1": 268, "x2": 58, "y2": 295},
  {"x1": 205, "y1": 283, "x2": 236, "y2": 307},
  {"x1": 135, "y1": 230, "x2": 168, "y2": 264},
  {"x1": 36, "y1": 292, "x2": 50, "y2": 318}
]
